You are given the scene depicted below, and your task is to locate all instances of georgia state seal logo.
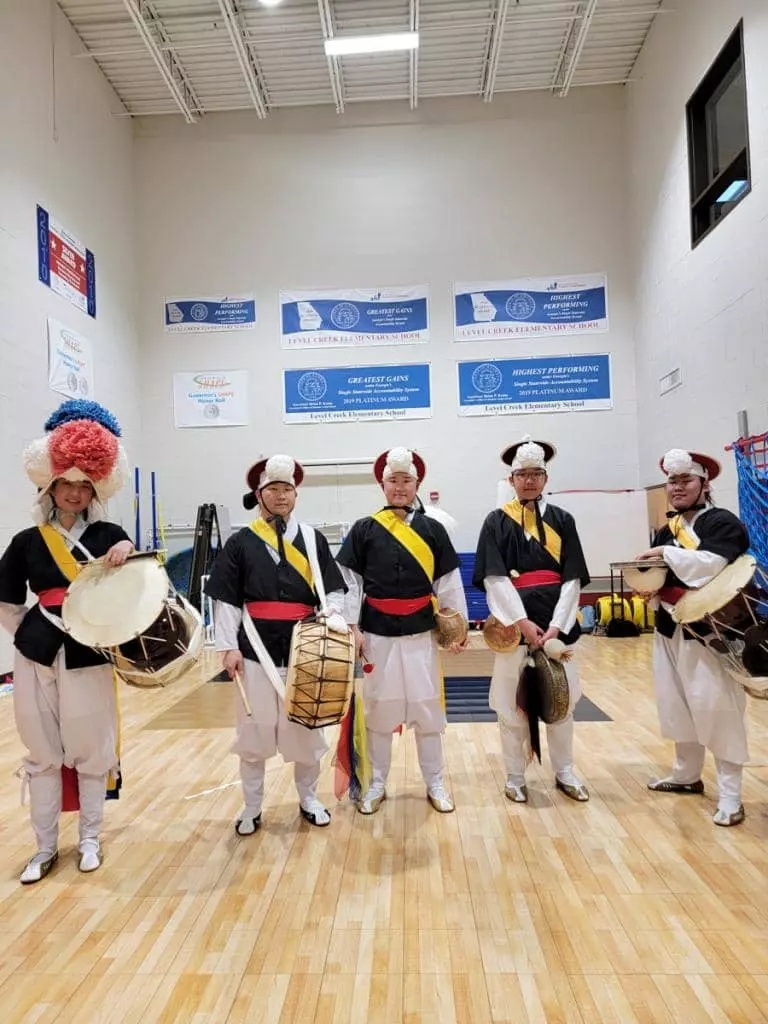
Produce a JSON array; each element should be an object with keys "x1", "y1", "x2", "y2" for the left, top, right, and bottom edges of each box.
[
  {"x1": 330, "y1": 302, "x2": 360, "y2": 330},
  {"x1": 297, "y1": 372, "x2": 327, "y2": 402},
  {"x1": 505, "y1": 292, "x2": 536, "y2": 320},
  {"x1": 190, "y1": 303, "x2": 209, "y2": 321},
  {"x1": 471, "y1": 363, "x2": 502, "y2": 394}
]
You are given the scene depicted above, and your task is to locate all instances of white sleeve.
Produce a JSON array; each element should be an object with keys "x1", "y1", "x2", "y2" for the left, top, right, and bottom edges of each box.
[
  {"x1": 484, "y1": 576, "x2": 527, "y2": 626},
  {"x1": 325, "y1": 588, "x2": 346, "y2": 617},
  {"x1": 434, "y1": 568, "x2": 468, "y2": 619},
  {"x1": 214, "y1": 600, "x2": 242, "y2": 651},
  {"x1": 0, "y1": 601, "x2": 27, "y2": 637},
  {"x1": 549, "y1": 579, "x2": 581, "y2": 633},
  {"x1": 339, "y1": 565, "x2": 364, "y2": 624},
  {"x1": 663, "y1": 548, "x2": 728, "y2": 588}
]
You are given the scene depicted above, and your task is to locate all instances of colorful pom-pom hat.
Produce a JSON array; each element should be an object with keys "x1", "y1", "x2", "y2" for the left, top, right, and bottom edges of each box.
[{"x1": 23, "y1": 400, "x2": 129, "y2": 523}]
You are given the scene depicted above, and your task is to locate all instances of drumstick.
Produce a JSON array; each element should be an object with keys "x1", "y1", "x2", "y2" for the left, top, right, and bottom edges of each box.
[{"x1": 233, "y1": 670, "x2": 252, "y2": 717}]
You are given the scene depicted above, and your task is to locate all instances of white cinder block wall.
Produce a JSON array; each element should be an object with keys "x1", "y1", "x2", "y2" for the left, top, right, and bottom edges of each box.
[
  {"x1": 134, "y1": 89, "x2": 639, "y2": 555},
  {"x1": 0, "y1": 0, "x2": 140, "y2": 670},
  {"x1": 627, "y1": 0, "x2": 768, "y2": 510}
]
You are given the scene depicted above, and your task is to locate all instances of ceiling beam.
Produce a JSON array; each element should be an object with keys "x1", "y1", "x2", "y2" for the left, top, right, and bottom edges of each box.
[
  {"x1": 482, "y1": 0, "x2": 510, "y2": 103},
  {"x1": 317, "y1": 0, "x2": 345, "y2": 114},
  {"x1": 121, "y1": 0, "x2": 200, "y2": 122},
  {"x1": 553, "y1": 0, "x2": 599, "y2": 97},
  {"x1": 409, "y1": 0, "x2": 420, "y2": 110},
  {"x1": 216, "y1": 0, "x2": 268, "y2": 118}
]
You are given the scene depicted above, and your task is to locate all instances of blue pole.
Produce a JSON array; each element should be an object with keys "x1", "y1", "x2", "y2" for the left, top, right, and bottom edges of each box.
[
  {"x1": 134, "y1": 466, "x2": 141, "y2": 550},
  {"x1": 151, "y1": 471, "x2": 158, "y2": 551}
]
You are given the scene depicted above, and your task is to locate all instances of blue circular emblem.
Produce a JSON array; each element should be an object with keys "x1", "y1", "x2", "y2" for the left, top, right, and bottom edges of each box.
[
  {"x1": 297, "y1": 372, "x2": 328, "y2": 402},
  {"x1": 505, "y1": 292, "x2": 536, "y2": 320},
  {"x1": 330, "y1": 302, "x2": 360, "y2": 330},
  {"x1": 471, "y1": 363, "x2": 502, "y2": 394}
]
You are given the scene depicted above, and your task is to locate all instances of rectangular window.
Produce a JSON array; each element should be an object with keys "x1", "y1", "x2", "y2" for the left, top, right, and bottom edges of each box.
[{"x1": 686, "y1": 22, "x2": 750, "y2": 247}]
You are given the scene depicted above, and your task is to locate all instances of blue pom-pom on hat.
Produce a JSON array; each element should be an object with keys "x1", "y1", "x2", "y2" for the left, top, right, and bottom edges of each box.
[{"x1": 44, "y1": 400, "x2": 122, "y2": 437}]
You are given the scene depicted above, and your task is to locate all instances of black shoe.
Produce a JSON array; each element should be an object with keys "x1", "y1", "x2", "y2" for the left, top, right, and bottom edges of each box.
[
  {"x1": 235, "y1": 813, "x2": 261, "y2": 836},
  {"x1": 647, "y1": 777, "x2": 704, "y2": 795}
]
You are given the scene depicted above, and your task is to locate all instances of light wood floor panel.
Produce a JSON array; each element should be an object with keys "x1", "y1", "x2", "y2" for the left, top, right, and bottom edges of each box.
[{"x1": 2, "y1": 637, "x2": 768, "y2": 1020}]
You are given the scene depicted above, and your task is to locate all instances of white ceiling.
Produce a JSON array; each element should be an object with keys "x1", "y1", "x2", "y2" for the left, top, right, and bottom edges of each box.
[{"x1": 57, "y1": 0, "x2": 663, "y2": 122}]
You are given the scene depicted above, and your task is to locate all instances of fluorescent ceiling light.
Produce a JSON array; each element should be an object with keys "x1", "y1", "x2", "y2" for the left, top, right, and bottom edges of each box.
[
  {"x1": 258, "y1": 0, "x2": 285, "y2": 7},
  {"x1": 716, "y1": 179, "x2": 749, "y2": 203},
  {"x1": 324, "y1": 32, "x2": 419, "y2": 57}
]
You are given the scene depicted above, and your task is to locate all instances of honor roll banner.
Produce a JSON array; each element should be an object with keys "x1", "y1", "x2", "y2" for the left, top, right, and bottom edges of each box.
[
  {"x1": 164, "y1": 297, "x2": 256, "y2": 332},
  {"x1": 284, "y1": 364, "x2": 431, "y2": 423},
  {"x1": 47, "y1": 318, "x2": 95, "y2": 400},
  {"x1": 37, "y1": 205, "x2": 96, "y2": 318},
  {"x1": 173, "y1": 371, "x2": 249, "y2": 427},
  {"x1": 453, "y1": 274, "x2": 608, "y2": 341},
  {"x1": 280, "y1": 286, "x2": 429, "y2": 348},
  {"x1": 457, "y1": 354, "x2": 612, "y2": 416}
]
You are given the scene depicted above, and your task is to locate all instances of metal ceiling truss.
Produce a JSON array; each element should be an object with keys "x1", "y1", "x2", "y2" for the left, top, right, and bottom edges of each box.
[
  {"x1": 552, "y1": 0, "x2": 600, "y2": 98},
  {"x1": 482, "y1": 0, "x2": 510, "y2": 103},
  {"x1": 58, "y1": 0, "x2": 662, "y2": 119},
  {"x1": 121, "y1": 0, "x2": 201, "y2": 122},
  {"x1": 317, "y1": 0, "x2": 345, "y2": 114},
  {"x1": 216, "y1": 0, "x2": 268, "y2": 118},
  {"x1": 409, "y1": 0, "x2": 419, "y2": 110}
]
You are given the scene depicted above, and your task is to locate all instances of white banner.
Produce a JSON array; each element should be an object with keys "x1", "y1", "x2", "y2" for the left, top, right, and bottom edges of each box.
[
  {"x1": 280, "y1": 285, "x2": 430, "y2": 349},
  {"x1": 47, "y1": 317, "x2": 94, "y2": 399},
  {"x1": 173, "y1": 370, "x2": 249, "y2": 428},
  {"x1": 454, "y1": 273, "x2": 608, "y2": 341},
  {"x1": 164, "y1": 296, "x2": 256, "y2": 333}
]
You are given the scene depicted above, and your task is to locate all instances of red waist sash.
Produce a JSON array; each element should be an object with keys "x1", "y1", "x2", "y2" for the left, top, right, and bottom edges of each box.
[
  {"x1": 365, "y1": 595, "x2": 432, "y2": 615},
  {"x1": 37, "y1": 587, "x2": 68, "y2": 608},
  {"x1": 245, "y1": 601, "x2": 314, "y2": 621},
  {"x1": 511, "y1": 571, "x2": 562, "y2": 590}
]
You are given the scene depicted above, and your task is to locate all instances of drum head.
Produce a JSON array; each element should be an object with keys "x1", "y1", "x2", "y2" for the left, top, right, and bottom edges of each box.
[
  {"x1": 483, "y1": 615, "x2": 521, "y2": 654},
  {"x1": 611, "y1": 559, "x2": 667, "y2": 571},
  {"x1": 619, "y1": 563, "x2": 668, "y2": 594},
  {"x1": 435, "y1": 608, "x2": 468, "y2": 649},
  {"x1": 673, "y1": 554, "x2": 756, "y2": 625},
  {"x1": 62, "y1": 556, "x2": 168, "y2": 648}
]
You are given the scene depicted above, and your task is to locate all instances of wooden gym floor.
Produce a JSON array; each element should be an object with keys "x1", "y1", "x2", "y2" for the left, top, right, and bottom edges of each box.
[{"x1": 2, "y1": 636, "x2": 768, "y2": 1022}]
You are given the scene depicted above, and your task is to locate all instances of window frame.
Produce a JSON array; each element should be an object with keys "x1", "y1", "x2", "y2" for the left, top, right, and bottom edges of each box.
[{"x1": 686, "y1": 21, "x2": 751, "y2": 248}]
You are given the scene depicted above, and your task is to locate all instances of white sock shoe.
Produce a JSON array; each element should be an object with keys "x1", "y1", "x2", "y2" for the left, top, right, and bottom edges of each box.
[
  {"x1": 426, "y1": 781, "x2": 455, "y2": 813},
  {"x1": 78, "y1": 838, "x2": 102, "y2": 873},
  {"x1": 299, "y1": 798, "x2": 331, "y2": 827},
  {"x1": 235, "y1": 809, "x2": 262, "y2": 836},
  {"x1": 20, "y1": 850, "x2": 59, "y2": 885}
]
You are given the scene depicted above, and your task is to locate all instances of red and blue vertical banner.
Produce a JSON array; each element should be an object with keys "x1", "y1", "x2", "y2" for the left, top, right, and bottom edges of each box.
[{"x1": 37, "y1": 205, "x2": 96, "y2": 318}]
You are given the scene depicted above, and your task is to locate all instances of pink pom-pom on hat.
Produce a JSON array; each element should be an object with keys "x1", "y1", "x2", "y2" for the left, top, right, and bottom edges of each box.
[{"x1": 49, "y1": 420, "x2": 119, "y2": 481}]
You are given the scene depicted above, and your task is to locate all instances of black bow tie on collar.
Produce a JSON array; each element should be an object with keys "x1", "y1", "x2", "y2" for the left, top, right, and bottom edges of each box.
[
  {"x1": 666, "y1": 504, "x2": 705, "y2": 518},
  {"x1": 382, "y1": 505, "x2": 414, "y2": 514}
]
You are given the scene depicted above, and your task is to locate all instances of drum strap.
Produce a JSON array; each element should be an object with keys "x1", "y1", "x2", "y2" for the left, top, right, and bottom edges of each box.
[
  {"x1": 300, "y1": 524, "x2": 327, "y2": 616},
  {"x1": 239, "y1": 524, "x2": 327, "y2": 704},
  {"x1": 240, "y1": 609, "x2": 287, "y2": 701}
]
